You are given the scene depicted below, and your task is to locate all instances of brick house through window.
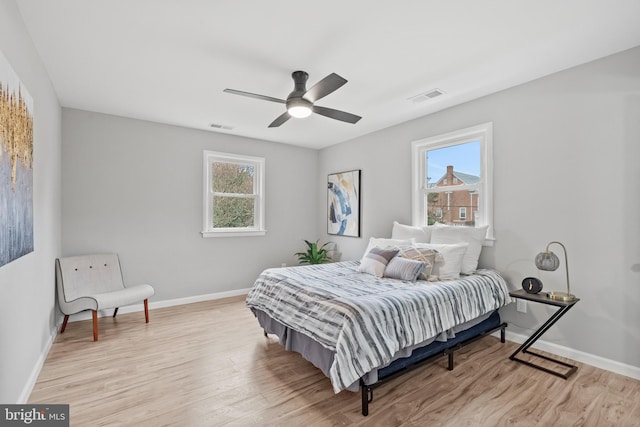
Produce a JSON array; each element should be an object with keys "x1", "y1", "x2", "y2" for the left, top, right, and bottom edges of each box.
[{"x1": 428, "y1": 165, "x2": 479, "y2": 226}]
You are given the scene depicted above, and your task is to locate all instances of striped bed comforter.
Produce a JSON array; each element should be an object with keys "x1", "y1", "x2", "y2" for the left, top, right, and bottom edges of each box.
[{"x1": 245, "y1": 261, "x2": 512, "y2": 393}]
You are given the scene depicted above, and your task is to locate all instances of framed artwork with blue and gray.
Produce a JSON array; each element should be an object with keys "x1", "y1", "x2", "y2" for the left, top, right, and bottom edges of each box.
[{"x1": 327, "y1": 169, "x2": 360, "y2": 237}]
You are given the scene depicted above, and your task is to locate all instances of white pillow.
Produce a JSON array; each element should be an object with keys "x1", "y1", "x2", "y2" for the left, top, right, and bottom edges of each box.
[
  {"x1": 391, "y1": 221, "x2": 431, "y2": 243},
  {"x1": 414, "y1": 242, "x2": 469, "y2": 280},
  {"x1": 430, "y1": 224, "x2": 488, "y2": 275},
  {"x1": 361, "y1": 237, "x2": 414, "y2": 261}
]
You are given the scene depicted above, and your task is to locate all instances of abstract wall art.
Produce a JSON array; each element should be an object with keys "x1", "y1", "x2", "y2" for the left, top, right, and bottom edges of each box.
[
  {"x1": 0, "y1": 51, "x2": 34, "y2": 268},
  {"x1": 327, "y1": 169, "x2": 360, "y2": 237}
]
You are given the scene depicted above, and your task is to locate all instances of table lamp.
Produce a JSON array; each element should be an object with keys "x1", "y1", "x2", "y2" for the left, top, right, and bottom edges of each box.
[{"x1": 534, "y1": 241, "x2": 576, "y2": 301}]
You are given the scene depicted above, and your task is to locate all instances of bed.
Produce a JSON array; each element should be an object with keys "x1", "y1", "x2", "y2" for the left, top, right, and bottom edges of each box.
[{"x1": 246, "y1": 256, "x2": 512, "y2": 415}]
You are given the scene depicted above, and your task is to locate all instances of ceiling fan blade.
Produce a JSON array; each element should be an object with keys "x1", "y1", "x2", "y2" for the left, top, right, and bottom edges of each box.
[
  {"x1": 304, "y1": 73, "x2": 347, "y2": 103},
  {"x1": 223, "y1": 88, "x2": 286, "y2": 104},
  {"x1": 312, "y1": 106, "x2": 361, "y2": 124},
  {"x1": 268, "y1": 111, "x2": 291, "y2": 128}
]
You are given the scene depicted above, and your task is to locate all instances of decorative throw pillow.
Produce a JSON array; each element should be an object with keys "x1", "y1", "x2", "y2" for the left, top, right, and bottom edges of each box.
[
  {"x1": 397, "y1": 245, "x2": 443, "y2": 280},
  {"x1": 430, "y1": 224, "x2": 488, "y2": 274},
  {"x1": 391, "y1": 221, "x2": 431, "y2": 243},
  {"x1": 383, "y1": 256, "x2": 426, "y2": 282},
  {"x1": 361, "y1": 237, "x2": 414, "y2": 262},
  {"x1": 414, "y1": 242, "x2": 469, "y2": 280},
  {"x1": 359, "y1": 247, "x2": 400, "y2": 277}
]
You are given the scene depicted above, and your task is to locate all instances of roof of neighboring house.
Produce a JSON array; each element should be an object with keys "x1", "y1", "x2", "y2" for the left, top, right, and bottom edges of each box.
[
  {"x1": 427, "y1": 169, "x2": 480, "y2": 188},
  {"x1": 451, "y1": 171, "x2": 480, "y2": 184},
  {"x1": 432, "y1": 170, "x2": 480, "y2": 186}
]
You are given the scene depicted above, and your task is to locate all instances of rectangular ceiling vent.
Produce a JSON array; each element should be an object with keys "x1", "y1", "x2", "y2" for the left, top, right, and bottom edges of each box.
[
  {"x1": 210, "y1": 123, "x2": 234, "y2": 130},
  {"x1": 409, "y1": 88, "x2": 445, "y2": 103}
]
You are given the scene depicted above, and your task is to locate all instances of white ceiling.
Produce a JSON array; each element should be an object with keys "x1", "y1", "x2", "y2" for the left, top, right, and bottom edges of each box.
[{"x1": 16, "y1": 0, "x2": 640, "y2": 149}]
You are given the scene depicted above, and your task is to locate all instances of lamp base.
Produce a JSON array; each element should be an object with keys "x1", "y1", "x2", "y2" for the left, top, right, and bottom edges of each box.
[{"x1": 547, "y1": 291, "x2": 576, "y2": 302}]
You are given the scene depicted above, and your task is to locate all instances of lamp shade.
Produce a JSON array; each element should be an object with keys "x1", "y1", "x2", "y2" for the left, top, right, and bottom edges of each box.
[
  {"x1": 534, "y1": 241, "x2": 576, "y2": 301},
  {"x1": 535, "y1": 251, "x2": 560, "y2": 271}
]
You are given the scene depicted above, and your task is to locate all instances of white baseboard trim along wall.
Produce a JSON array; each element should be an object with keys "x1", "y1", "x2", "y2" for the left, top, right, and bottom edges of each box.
[
  {"x1": 19, "y1": 293, "x2": 639, "y2": 403},
  {"x1": 500, "y1": 330, "x2": 640, "y2": 382},
  {"x1": 18, "y1": 328, "x2": 58, "y2": 404},
  {"x1": 62, "y1": 288, "x2": 252, "y2": 323}
]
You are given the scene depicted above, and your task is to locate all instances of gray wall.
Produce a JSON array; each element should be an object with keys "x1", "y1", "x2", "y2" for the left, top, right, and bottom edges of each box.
[
  {"x1": 319, "y1": 46, "x2": 640, "y2": 370},
  {"x1": 62, "y1": 109, "x2": 318, "y2": 301},
  {"x1": 0, "y1": 0, "x2": 62, "y2": 403}
]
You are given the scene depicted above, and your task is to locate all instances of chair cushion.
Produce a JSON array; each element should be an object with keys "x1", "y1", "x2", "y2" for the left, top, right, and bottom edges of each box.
[
  {"x1": 59, "y1": 284, "x2": 155, "y2": 313},
  {"x1": 93, "y1": 284, "x2": 155, "y2": 310}
]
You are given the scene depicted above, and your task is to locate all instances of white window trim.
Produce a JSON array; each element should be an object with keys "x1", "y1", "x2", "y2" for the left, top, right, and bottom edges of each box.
[
  {"x1": 411, "y1": 122, "x2": 494, "y2": 245},
  {"x1": 201, "y1": 150, "x2": 266, "y2": 238}
]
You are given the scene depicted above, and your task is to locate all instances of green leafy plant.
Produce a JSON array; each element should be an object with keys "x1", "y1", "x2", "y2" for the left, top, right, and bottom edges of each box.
[{"x1": 295, "y1": 240, "x2": 334, "y2": 265}]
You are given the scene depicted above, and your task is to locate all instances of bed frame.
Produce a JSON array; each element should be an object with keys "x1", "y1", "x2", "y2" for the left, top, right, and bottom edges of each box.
[
  {"x1": 359, "y1": 311, "x2": 507, "y2": 416},
  {"x1": 260, "y1": 309, "x2": 507, "y2": 416}
]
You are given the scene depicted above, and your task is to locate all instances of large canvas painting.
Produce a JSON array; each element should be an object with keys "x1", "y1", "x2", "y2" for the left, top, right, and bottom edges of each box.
[
  {"x1": 327, "y1": 169, "x2": 360, "y2": 237},
  {"x1": 0, "y1": 51, "x2": 34, "y2": 268}
]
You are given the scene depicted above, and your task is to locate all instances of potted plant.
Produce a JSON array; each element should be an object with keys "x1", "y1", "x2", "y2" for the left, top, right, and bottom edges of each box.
[{"x1": 295, "y1": 239, "x2": 334, "y2": 265}]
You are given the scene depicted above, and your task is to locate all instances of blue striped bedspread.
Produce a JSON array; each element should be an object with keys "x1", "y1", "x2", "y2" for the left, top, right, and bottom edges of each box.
[{"x1": 245, "y1": 261, "x2": 512, "y2": 393}]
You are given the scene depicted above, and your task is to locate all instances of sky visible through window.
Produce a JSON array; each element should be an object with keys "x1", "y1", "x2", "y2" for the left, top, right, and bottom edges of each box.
[{"x1": 426, "y1": 140, "x2": 480, "y2": 184}]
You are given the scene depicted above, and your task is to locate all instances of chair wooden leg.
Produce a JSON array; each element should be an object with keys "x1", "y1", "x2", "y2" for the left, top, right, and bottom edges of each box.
[
  {"x1": 113, "y1": 307, "x2": 119, "y2": 318},
  {"x1": 144, "y1": 299, "x2": 149, "y2": 323},
  {"x1": 92, "y1": 310, "x2": 99, "y2": 341},
  {"x1": 60, "y1": 315, "x2": 69, "y2": 333}
]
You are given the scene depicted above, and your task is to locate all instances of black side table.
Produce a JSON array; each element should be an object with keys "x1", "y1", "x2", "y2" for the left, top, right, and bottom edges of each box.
[{"x1": 508, "y1": 289, "x2": 580, "y2": 379}]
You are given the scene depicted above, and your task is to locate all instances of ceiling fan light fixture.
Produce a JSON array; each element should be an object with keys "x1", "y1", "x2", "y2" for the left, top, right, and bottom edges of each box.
[
  {"x1": 288, "y1": 105, "x2": 312, "y2": 118},
  {"x1": 286, "y1": 98, "x2": 312, "y2": 118},
  {"x1": 225, "y1": 71, "x2": 361, "y2": 127}
]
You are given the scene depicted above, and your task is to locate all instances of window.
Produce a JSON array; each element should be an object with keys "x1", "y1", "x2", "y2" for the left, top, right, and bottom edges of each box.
[
  {"x1": 202, "y1": 151, "x2": 265, "y2": 237},
  {"x1": 412, "y1": 122, "x2": 494, "y2": 244}
]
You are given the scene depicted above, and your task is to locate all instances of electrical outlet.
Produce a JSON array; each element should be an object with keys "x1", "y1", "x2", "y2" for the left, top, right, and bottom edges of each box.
[
  {"x1": 516, "y1": 299, "x2": 527, "y2": 313},
  {"x1": 281, "y1": 263, "x2": 287, "y2": 268}
]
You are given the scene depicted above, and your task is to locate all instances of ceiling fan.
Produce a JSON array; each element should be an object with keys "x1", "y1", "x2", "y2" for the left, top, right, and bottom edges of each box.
[{"x1": 224, "y1": 71, "x2": 362, "y2": 128}]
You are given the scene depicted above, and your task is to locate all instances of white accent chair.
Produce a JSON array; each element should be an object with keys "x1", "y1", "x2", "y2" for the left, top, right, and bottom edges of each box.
[{"x1": 55, "y1": 253, "x2": 155, "y2": 341}]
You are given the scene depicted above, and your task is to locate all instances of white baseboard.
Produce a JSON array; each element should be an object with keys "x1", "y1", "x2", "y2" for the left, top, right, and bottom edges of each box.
[
  {"x1": 18, "y1": 324, "x2": 58, "y2": 404},
  {"x1": 64, "y1": 288, "x2": 251, "y2": 323},
  {"x1": 20, "y1": 288, "x2": 250, "y2": 403},
  {"x1": 497, "y1": 330, "x2": 640, "y2": 381}
]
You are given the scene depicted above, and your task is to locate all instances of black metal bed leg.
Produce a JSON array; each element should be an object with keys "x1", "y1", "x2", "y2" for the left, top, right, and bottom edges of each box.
[
  {"x1": 355, "y1": 320, "x2": 508, "y2": 417},
  {"x1": 361, "y1": 385, "x2": 372, "y2": 416}
]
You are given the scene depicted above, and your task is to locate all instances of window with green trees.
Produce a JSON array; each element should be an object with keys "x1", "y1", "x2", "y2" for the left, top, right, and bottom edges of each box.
[{"x1": 202, "y1": 151, "x2": 265, "y2": 237}]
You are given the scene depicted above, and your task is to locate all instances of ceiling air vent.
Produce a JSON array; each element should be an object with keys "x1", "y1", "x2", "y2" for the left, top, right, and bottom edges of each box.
[
  {"x1": 210, "y1": 123, "x2": 234, "y2": 130},
  {"x1": 409, "y1": 88, "x2": 445, "y2": 104}
]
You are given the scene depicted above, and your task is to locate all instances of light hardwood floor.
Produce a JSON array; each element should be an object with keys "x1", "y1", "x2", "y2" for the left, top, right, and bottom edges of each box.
[{"x1": 29, "y1": 296, "x2": 640, "y2": 426}]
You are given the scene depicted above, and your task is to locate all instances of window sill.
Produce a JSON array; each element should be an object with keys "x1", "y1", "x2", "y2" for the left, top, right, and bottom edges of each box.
[{"x1": 201, "y1": 229, "x2": 267, "y2": 238}]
